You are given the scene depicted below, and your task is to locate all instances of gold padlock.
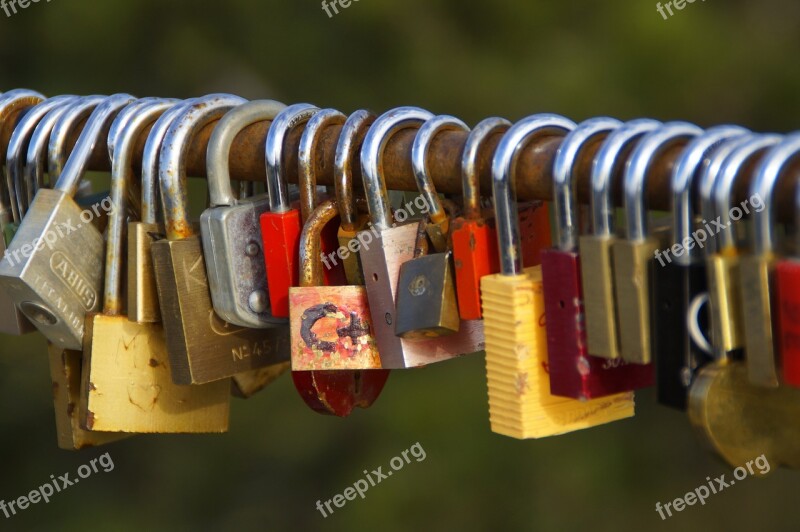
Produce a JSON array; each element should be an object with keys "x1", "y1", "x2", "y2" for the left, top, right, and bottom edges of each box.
[
  {"x1": 483, "y1": 114, "x2": 634, "y2": 439},
  {"x1": 614, "y1": 122, "x2": 702, "y2": 364},
  {"x1": 80, "y1": 98, "x2": 231, "y2": 433}
]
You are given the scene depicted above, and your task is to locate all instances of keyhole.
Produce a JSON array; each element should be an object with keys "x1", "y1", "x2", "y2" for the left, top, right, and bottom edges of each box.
[{"x1": 559, "y1": 300, "x2": 565, "y2": 309}]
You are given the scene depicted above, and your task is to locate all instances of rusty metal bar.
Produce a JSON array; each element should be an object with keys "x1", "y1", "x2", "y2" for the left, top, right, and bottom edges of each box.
[{"x1": 6, "y1": 105, "x2": 800, "y2": 223}]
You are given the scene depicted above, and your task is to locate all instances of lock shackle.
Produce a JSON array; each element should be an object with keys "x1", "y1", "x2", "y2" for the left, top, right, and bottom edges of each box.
[
  {"x1": 697, "y1": 135, "x2": 758, "y2": 256},
  {"x1": 411, "y1": 115, "x2": 469, "y2": 227},
  {"x1": 335, "y1": 109, "x2": 376, "y2": 229},
  {"x1": 361, "y1": 106, "x2": 435, "y2": 231},
  {"x1": 103, "y1": 98, "x2": 178, "y2": 315},
  {"x1": 47, "y1": 95, "x2": 107, "y2": 186},
  {"x1": 141, "y1": 98, "x2": 196, "y2": 225},
  {"x1": 590, "y1": 119, "x2": 661, "y2": 238},
  {"x1": 623, "y1": 121, "x2": 702, "y2": 241},
  {"x1": 159, "y1": 94, "x2": 248, "y2": 241},
  {"x1": 265, "y1": 103, "x2": 320, "y2": 213},
  {"x1": 492, "y1": 114, "x2": 576, "y2": 276},
  {"x1": 671, "y1": 126, "x2": 750, "y2": 266},
  {"x1": 751, "y1": 133, "x2": 800, "y2": 256},
  {"x1": 53, "y1": 94, "x2": 136, "y2": 197},
  {"x1": 461, "y1": 117, "x2": 511, "y2": 221},
  {"x1": 24, "y1": 96, "x2": 88, "y2": 202},
  {"x1": 299, "y1": 198, "x2": 340, "y2": 288},
  {"x1": 553, "y1": 117, "x2": 622, "y2": 251},
  {"x1": 0, "y1": 89, "x2": 46, "y2": 226},
  {"x1": 6, "y1": 96, "x2": 77, "y2": 221},
  {"x1": 207, "y1": 99, "x2": 286, "y2": 208},
  {"x1": 713, "y1": 134, "x2": 782, "y2": 253},
  {"x1": 299, "y1": 108, "x2": 347, "y2": 222}
]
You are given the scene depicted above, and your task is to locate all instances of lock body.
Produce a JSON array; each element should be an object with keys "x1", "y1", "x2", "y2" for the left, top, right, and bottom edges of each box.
[
  {"x1": 776, "y1": 260, "x2": 800, "y2": 387},
  {"x1": 482, "y1": 266, "x2": 635, "y2": 439},
  {"x1": 128, "y1": 221, "x2": 162, "y2": 323},
  {"x1": 579, "y1": 235, "x2": 619, "y2": 359},
  {"x1": 394, "y1": 252, "x2": 459, "y2": 339},
  {"x1": 518, "y1": 202, "x2": 552, "y2": 267},
  {"x1": 708, "y1": 253, "x2": 745, "y2": 357},
  {"x1": 612, "y1": 237, "x2": 661, "y2": 364},
  {"x1": 47, "y1": 344, "x2": 127, "y2": 450},
  {"x1": 541, "y1": 249, "x2": 654, "y2": 399},
  {"x1": 360, "y1": 223, "x2": 485, "y2": 369},
  {"x1": 200, "y1": 194, "x2": 280, "y2": 328},
  {"x1": 740, "y1": 254, "x2": 780, "y2": 387},
  {"x1": 151, "y1": 236, "x2": 291, "y2": 384},
  {"x1": 260, "y1": 209, "x2": 302, "y2": 318},
  {"x1": 0, "y1": 189, "x2": 103, "y2": 349},
  {"x1": 289, "y1": 285, "x2": 382, "y2": 370},
  {"x1": 451, "y1": 217, "x2": 499, "y2": 320},
  {"x1": 79, "y1": 315, "x2": 232, "y2": 432},
  {"x1": 0, "y1": 233, "x2": 36, "y2": 334},
  {"x1": 232, "y1": 362, "x2": 291, "y2": 398}
]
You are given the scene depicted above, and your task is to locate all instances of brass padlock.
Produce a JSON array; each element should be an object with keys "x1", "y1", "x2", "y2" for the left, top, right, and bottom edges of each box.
[
  {"x1": 394, "y1": 115, "x2": 467, "y2": 339},
  {"x1": 359, "y1": 107, "x2": 485, "y2": 368},
  {"x1": 613, "y1": 122, "x2": 702, "y2": 364},
  {"x1": 482, "y1": 114, "x2": 635, "y2": 439},
  {"x1": 48, "y1": 343, "x2": 128, "y2": 450},
  {"x1": 701, "y1": 135, "x2": 781, "y2": 366},
  {"x1": 79, "y1": 98, "x2": 231, "y2": 433},
  {"x1": 743, "y1": 135, "x2": 797, "y2": 387},
  {"x1": 151, "y1": 94, "x2": 290, "y2": 385},
  {"x1": 580, "y1": 119, "x2": 661, "y2": 359},
  {"x1": 0, "y1": 94, "x2": 134, "y2": 350},
  {"x1": 335, "y1": 110, "x2": 375, "y2": 286},
  {"x1": 128, "y1": 98, "x2": 193, "y2": 323}
]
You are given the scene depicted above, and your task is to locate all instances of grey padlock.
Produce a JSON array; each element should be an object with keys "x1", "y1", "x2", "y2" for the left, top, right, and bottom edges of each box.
[
  {"x1": 200, "y1": 99, "x2": 287, "y2": 328},
  {"x1": 0, "y1": 94, "x2": 135, "y2": 349}
]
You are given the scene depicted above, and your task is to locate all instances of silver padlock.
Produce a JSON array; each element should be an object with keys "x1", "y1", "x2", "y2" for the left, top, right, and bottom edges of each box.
[
  {"x1": 200, "y1": 99, "x2": 287, "y2": 328},
  {"x1": 0, "y1": 94, "x2": 136, "y2": 349}
]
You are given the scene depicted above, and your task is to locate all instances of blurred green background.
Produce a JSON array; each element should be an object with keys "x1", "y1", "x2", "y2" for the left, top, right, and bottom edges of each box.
[{"x1": 1, "y1": 0, "x2": 800, "y2": 530}]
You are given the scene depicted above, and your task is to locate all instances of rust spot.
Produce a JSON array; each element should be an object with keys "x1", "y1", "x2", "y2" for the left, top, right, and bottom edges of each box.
[
  {"x1": 149, "y1": 358, "x2": 160, "y2": 367},
  {"x1": 89, "y1": 382, "x2": 97, "y2": 391},
  {"x1": 85, "y1": 411, "x2": 95, "y2": 430},
  {"x1": 67, "y1": 402, "x2": 75, "y2": 417}
]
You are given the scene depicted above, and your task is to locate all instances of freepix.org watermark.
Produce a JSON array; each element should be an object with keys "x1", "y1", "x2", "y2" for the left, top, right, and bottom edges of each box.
[
  {"x1": 321, "y1": 0, "x2": 360, "y2": 18},
  {"x1": 1, "y1": 197, "x2": 115, "y2": 268},
  {"x1": 656, "y1": 0, "x2": 706, "y2": 21},
  {"x1": 1, "y1": 0, "x2": 53, "y2": 18},
  {"x1": 1, "y1": 452, "x2": 115, "y2": 519},
  {"x1": 315, "y1": 442, "x2": 427, "y2": 518},
  {"x1": 655, "y1": 454, "x2": 770, "y2": 520},
  {"x1": 654, "y1": 192, "x2": 764, "y2": 267}
]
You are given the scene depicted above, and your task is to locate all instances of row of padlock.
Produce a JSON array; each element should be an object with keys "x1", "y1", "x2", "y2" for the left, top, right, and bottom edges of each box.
[{"x1": 0, "y1": 89, "x2": 797, "y2": 469}]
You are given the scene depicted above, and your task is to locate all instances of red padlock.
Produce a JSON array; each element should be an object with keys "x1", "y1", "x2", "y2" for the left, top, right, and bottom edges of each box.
[
  {"x1": 261, "y1": 103, "x2": 320, "y2": 318},
  {"x1": 762, "y1": 135, "x2": 800, "y2": 386},
  {"x1": 298, "y1": 108, "x2": 348, "y2": 287},
  {"x1": 452, "y1": 118, "x2": 551, "y2": 320},
  {"x1": 541, "y1": 117, "x2": 655, "y2": 400}
]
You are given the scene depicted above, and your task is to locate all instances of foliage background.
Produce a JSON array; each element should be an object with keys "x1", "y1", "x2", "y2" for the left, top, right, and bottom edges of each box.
[{"x1": 1, "y1": 0, "x2": 799, "y2": 530}]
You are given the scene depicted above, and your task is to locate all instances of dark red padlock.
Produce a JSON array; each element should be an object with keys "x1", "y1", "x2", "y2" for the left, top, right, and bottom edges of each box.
[{"x1": 541, "y1": 117, "x2": 654, "y2": 400}]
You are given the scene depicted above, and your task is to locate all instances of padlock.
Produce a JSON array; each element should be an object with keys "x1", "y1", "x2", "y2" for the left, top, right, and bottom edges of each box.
[
  {"x1": 289, "y1": 198, "x2": 390, "y2": 415},
  {"x1": 359, "y1": 107, "x2": 485, "y2": 368},
  {"x1": 650, "y1": 126, "x2": 749, "y2": 410},
  {"x1": 772, "y1": 137, "x2": 800, "y2": 387},
  {"x1": 0, "y1": 94, "x2": 135, "y2": 349},
  {"x1": 298, "y1": 107, "x2": 348, "y2": 287},
  {"x1": 394, "y1": 115, "x2": 467, "y2": 338},
  {"x1": 1, "y1": 96, "x2": 75, "y2": 335},
  {"x1": 451, "y1": 117, "x2": 508, "y2": 320},
  {"x1": 260, "y1": 103, "x2": 320, "y2": 318},
  {"x1": 613, "y1": 122, "x2": 703, "y2": 364},
  {"x1": 128, "y1": 98, "x2": 194, "y2": 323},
  {"x1": 689, "y1": 359, "x2": 800, "y2": 471},
  {"x1": 709, "y1": 134, "x2": 783, "y2": 387},
  {"x1": 754, "y1": 136, "x2": 800, "y2": 387},
  {"x1": 580, "y1": 119, "x2": 662, "y2": 359},
  {"x1": 542, "y1": 117, "x2": 654, "y2": 399},
  {"x1": 79, "y1": 104, "x2": 231, "y2": 433},
  {"x1": 201, "y1": 99, "x2": 288, "y2": 328},
  {"x1": 151, "y1": 94, "x2": 291, "y2": 385},
  {"x1": 48, "y1": 343, "x2": 128, "y2": 450},
  {"x1": 0, "y1": 89, "x2": 45, "y2": 226},
  {"x1": 335, "y1": 110, "x2": 375, "y2": 286},
  {"x1": 482, "y1": 114, "x2": 635, "y2": 439}
]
